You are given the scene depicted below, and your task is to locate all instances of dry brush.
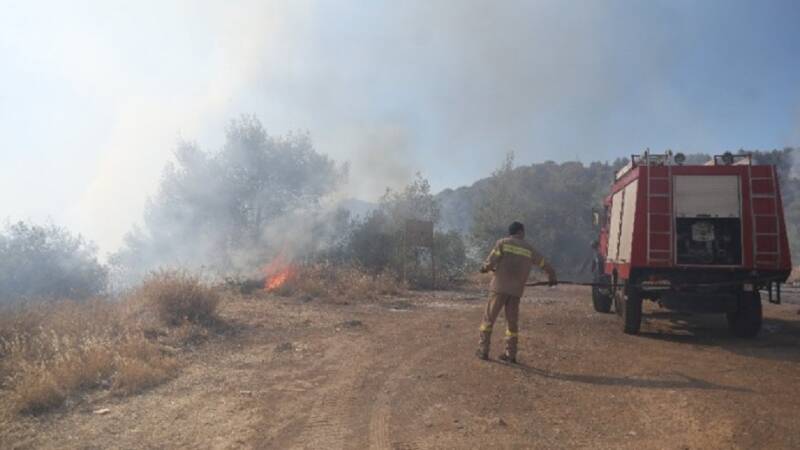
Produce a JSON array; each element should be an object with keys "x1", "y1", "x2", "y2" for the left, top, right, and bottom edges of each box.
[{"x1": 0, "y1": 271, "x2": 221, "y2": 416}]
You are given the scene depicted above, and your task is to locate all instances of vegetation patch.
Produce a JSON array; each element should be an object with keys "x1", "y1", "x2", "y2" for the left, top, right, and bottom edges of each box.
[
  {"x1": 140, "y1": 271, "x2": 221, "y2": 326},
  {"x1": 271, "y1": 263, "x2": 406, "y2": 301},
  {"x1": 0, "y1": 271, "x2": 222, "y2": 416}
]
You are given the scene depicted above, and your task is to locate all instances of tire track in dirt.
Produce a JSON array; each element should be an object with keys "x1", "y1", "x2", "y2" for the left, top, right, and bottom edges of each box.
[
  {"x1": 279, "y1": 331, "x2": 374, "y2": 449},
  {"x1": 300, "y1": 393, "x2": 349, "y2": 449},
  {"x1": 367, "y1": 311, "x2": 447, "y2": 450}
]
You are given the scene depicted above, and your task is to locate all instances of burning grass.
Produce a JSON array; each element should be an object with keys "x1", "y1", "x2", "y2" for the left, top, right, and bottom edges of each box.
[
  {"x1": 0, "y1": 271, "x2": 220, "y2": 416},
  {"x1": 268, "y1": 263, "x2": 406, "y2": 300}
]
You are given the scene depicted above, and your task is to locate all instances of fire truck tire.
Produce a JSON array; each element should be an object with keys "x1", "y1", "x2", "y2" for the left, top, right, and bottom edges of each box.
[
  {"x1": 592, "y1": 287, "x2": 613, "y2": 313},
  {"x1": 622, "y1": 294, "x2": 642, "y2": 335},
  {"x1": 727, "y1": 292, "x2": 762, "y2": 338}
]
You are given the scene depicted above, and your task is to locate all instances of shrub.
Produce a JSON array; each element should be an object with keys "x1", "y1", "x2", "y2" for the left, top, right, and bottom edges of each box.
[
  {"x1": 346, "y1": 210, "x2": 394, "y2": 275},
  {"x1": 10, "y1": 372, "x2": 65, "y2": 415},
  {"x1": 0, "y1": 221, "x2": 107, "y2": 304},
  {"x1": 140, "y1": 271, "x2": 220, "y2": 326}
]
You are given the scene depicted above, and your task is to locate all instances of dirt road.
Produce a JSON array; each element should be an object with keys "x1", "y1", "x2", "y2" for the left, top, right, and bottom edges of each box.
[{"x1": 4, "y1": 286, "x2": 800, "y2": 449}]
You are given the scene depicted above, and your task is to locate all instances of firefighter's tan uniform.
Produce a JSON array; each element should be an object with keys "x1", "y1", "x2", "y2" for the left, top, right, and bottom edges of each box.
[{"x1": 478, "y1": 236, "x2": 554, "y2": 360}]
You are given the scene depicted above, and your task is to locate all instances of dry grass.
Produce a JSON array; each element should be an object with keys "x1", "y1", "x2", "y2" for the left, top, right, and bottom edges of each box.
[
  {"x1": 0, "y1": 300, "x2": 179, "y2": 415},
  {"x1": 0, "y1": 272, "x2": 220, "y2": 416},
  {"x1": 271, "y1": 263, "x2": 406, "y2": 300},
  {"x1": 140, "y1": 271, "x2": 220, "y2": 326},
  {"x1": 111, "y1": 336, "x2": 179, "y2": 396}
]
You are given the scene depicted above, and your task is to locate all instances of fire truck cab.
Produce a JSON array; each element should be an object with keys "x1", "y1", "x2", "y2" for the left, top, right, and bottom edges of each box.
[{"x1": 593, "y1": 151, "x2": 792, "y2": 337}]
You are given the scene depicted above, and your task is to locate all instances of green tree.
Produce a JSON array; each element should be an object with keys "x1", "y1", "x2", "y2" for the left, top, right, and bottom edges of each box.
[
  {"x1": 343, "y1": 173, "x2": 466, "y2": 285},
  {"x1": 111, "y1": 115, "x2": 345, "y2": 280},
  {"x1": 471, "y1": 152, "x2": 520, "y2": 256},
  {"x1": 379, "y1": 173, "x2": 440, "y2": 228}
]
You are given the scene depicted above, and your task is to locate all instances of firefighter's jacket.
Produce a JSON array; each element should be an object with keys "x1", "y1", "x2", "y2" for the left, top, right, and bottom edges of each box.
[{"x1": 484, "y1": 236, "x2": 548, "y2": 298}]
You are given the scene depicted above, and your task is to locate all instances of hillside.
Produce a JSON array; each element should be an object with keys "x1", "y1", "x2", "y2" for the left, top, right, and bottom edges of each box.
[{"x1": 436, "y1": 150, "x2": 799, "y2": 268}]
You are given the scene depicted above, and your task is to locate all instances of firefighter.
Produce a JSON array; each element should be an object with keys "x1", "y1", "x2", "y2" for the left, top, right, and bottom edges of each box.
[{"x1": 477, "y1": 221, "x2": 557, "y2": 363}]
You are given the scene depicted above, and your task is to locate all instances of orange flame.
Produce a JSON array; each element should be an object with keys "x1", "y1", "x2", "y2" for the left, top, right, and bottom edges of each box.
[
  {"x1": 265, "y1": 266, "x2": 295, "y2": 290},
  {"x1": 262, "y1": 251, "x2": 296, "y2": 291}
]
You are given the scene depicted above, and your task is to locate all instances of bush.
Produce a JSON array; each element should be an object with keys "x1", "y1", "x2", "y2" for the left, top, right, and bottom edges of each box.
[
  {"x1": 346, "y1": 210, "x2": 394, "y2": 274},
  {"x1": 0, "y1": 221, "x2": 107, "y2": 303},
  {"x1": 140, "y1": 271, "x2": 220, "y2": 326},
  {"x1": 342, "y1": 211, "x2": 469, "y2": 288}
]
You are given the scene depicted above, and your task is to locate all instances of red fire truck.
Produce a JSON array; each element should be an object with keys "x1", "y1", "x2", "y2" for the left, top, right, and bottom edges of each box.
[{"x1": 593, "y1": 151, "x2": 792, "y2": 337}]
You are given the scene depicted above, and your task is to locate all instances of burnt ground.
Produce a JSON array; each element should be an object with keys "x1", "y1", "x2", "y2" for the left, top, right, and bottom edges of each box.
[{"x1": 2, "y1": 285, "x2": 800, "y2": 449}]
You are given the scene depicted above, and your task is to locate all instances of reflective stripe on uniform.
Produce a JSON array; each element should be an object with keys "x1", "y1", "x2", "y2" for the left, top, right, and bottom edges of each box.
[
  {"x1": 539, "y1": 258, "x2": 546, "y2": 268},
  {"x1": 479, "y1": 324, "x2": 493, "y2": 332},
  {"x1": 493, "y1": 248, "x2": 502, "y2": 257},
  {"x1": 505, "y1": 330, "x2": 518, "y2": 337},
  {"x1": 502, "y1": 244, "x2": 532, "y2": 258}
]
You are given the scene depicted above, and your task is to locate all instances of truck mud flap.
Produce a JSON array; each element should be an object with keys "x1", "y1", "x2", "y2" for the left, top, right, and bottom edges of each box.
[{"x1": 766, "y1": 282, "x2": 782, "y2": 305}]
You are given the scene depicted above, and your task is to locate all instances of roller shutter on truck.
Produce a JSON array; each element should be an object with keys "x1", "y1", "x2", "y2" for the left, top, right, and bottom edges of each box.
[
  {"x1": 674, "y1": 175, "x2": 741, "y2": 219},
  {"x1": 608, "y1": 180, "x2": 638, "y2": 263}
]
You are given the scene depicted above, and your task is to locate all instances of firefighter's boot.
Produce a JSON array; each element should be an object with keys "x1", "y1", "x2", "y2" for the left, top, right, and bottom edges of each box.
[
  {"x1": 500, "y1": 330, "x2": 518, "y2": 364},
  {"x1": 476, "y1": 325, "x2": 492, "y2": 360}
]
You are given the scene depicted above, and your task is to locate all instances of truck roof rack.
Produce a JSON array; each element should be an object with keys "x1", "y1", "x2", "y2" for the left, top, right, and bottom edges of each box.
[
  {"x1": 704, "y1": 152, "x2": 752, "y2": 166},
  {"x1": 616, "y1": 150, "x2": 754, "y2": 179},
  {"x1": 616, "y1": 149, "x2": 671, "y2": 180}
]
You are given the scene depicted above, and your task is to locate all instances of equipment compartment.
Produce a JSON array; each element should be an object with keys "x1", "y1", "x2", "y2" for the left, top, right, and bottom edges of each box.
[{"x1": 675, "y1": 217, "x2": 742, "y2": 265}]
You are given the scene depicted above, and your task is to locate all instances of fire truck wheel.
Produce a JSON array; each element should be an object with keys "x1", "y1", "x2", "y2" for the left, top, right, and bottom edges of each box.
[
  {"x1": 622, "y1": 294, "x2": 642, "y2": 335},
  {"x1": 727, "y1": 291, "x2": 762, "y2": 338},
  {"x1": 592, "y1": 287, "x2": 613, "y2": 313}
]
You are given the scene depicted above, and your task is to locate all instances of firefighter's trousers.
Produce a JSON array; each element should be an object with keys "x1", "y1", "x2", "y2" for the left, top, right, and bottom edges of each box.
[{"x1": 478, "y1": 292, "x2": 520, "y2": 358}]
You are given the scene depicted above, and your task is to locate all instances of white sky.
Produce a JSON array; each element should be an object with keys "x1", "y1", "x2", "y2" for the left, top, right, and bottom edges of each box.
[{"x1": 1, "y1": 1, "x2": 312, "y2": 254}]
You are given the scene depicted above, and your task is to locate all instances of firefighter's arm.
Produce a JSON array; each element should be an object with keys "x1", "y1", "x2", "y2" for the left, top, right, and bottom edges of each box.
[
  {"x1": 543, "y1": 262, "x2": 558, "y2": 286},
  {"x1": 480, "y1": 241, "x2": 503, "y2": 273},
  {"x1": 532, "y1": 250, "x2": 558, "y2": 286}
]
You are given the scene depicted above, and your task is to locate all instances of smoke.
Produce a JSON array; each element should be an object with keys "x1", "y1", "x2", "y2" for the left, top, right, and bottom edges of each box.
[
  {"x1": 5, "y1": 1, "x2": 313, "y2": 255},
  {"x1": 3, "y1": 0, "x2": 799, "y2": 259},
  {"x1": 340, "y1": 126, "x2": 416, "y2": 201}
]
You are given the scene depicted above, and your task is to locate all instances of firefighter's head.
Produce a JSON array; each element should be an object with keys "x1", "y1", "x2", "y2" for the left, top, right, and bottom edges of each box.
[{"x1": 508, "y1": 221, "x2": 525, "y2": 238}]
